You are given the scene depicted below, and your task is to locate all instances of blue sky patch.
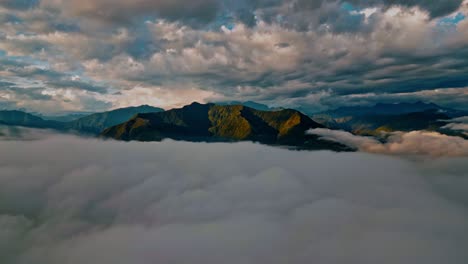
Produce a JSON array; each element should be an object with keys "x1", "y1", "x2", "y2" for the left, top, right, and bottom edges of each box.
[{"x1": 438, "y1": 12, "x2": 465, "y2": 26}]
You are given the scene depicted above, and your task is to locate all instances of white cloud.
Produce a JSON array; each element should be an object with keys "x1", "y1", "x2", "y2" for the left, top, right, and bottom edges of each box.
[
  {"x1": 443, "y1": 122, "x2": 468, "y2": 131},
  {"x1": 0, "y1": 131, "x2": 468, "y2": 263},
  {"x1": 308, "y1": 128, "x2": 468, "y2": 157},
  {"x1": 441, "y1": 116, "x2": 468, "y2": 136}
]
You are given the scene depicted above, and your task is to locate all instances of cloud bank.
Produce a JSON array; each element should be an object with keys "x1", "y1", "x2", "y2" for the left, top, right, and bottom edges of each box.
[
  {"x1": 0, "y1": 131, "x2": 468, "y2": 263},
  {"x1": 308, "y1": 128, "x2": 468, "y2": 157},
  {"x1": 442, "y1": 116, "x2": 468, "y2": 136}
]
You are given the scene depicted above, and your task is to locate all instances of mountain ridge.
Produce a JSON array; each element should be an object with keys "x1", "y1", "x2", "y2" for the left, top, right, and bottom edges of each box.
[
  {"x1": 0, "y1": 105, "x2": 164, "y2": 134},
  {"x1": 101, "y1": 102, "x2": 352, "y2": 151},
  {"x1": 0, "y1": 110, "x2": 63, "y2": 129},
  {"x1": 66, "y1": 105, "x2": 164, "y2": 134},
  {"x1": 312, "y1": 101, "x2": 467, "y2": 137}
]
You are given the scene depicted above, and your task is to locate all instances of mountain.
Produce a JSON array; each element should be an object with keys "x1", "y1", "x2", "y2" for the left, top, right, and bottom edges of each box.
[
  {"x1": 321, "y1": 102, "x2": 445, "y2": 117},
  {"x1": 41, "y1": 112, "x2": 95, "y2": 122},
  {"x1": 215, "y1": 101, "x2": 279, "y2": 111},
  {"x1": 101, "y1": 103, "x2": 352, "y2": 151},
  {"x1": 67, "y1": 105, "x2": 164, "y2": 134},
  {"x1": 0, "y1": 105, "x2": 165, "y2": 134},
  {"x1": 0, "y1": 110, "x2": 62, "y2": 129},
  {"x1": 312, "y1": 102, "x2": 467, "y2": 137}
]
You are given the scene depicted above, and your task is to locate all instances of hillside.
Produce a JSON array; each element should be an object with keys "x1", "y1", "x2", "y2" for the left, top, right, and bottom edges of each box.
[
  {"x1": 313, "y1": 102, "x2": 467, "y2": 137},
  {"x1": 101, "y1": 103, "x2": 352, "y2": 151},
  {"x1": 67, "y1": 105, "x2": 164, "y2": 134},
  {"x1": 0, "y1": 110, "x2": 62, "y2": 129}
]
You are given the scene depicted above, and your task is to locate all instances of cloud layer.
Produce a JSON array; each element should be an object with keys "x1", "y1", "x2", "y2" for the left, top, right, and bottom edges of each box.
[
  {"x1": 0, "y1": 0, "x2": 468, "y2": 113},
  {"x1": 1, "y1": 131, "x2": 468, "y2": 263},
  {"x1": 308, "y1": 128, "x2": 468, "y2": 157},
  {"x1": 442, "y1": 116, "x2": 468, "y2": 136}
]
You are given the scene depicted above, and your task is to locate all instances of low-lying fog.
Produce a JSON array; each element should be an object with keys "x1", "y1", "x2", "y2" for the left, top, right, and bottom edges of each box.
[{"x1": 1, "y1": 128, "x2": 467, "y2": 264}]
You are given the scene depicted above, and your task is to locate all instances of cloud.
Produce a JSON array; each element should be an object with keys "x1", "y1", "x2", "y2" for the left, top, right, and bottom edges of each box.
[
  {"x1": 0, "y1": 125, "x2": 54, "y2": 140},
  {"x1": 441, "y1": 116, "x2": 468, "y2": 136},
  {"x1": 449, "y1": 116, "x2": 468, "y2": 122},
  {"x1": 0, "y1": 132, "x2": 467, "y2": 263},
  {"x1": 348, "y1": 0, "x2": 464, "y2": 18},
  {"x1": 308, "y1": 128, "x2": 468, "y2": 157},
  {"x1": 1, "y1": 0, "x2": 468, "y2": 113},
  {"x1": 0, "y1": 0, "x2": 39, "y2": 10},
  {"x1": 40, "y1": 0, "x2": 220, "y2": 26},
  {"x1": 443, "y1": 123, "x2": 468, "y2": 131}
]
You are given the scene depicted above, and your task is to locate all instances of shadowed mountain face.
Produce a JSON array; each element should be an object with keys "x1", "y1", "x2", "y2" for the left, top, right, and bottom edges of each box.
[
  {"x1": 0, "y1": 105, "x2": 164, "y2": 134},
  {"x1": 66, "y1": 105, "x2": 164, "y2": 134},
  {"x1": 0, "y1": 110, "x2": 63, "y2": 129},
  {"x1": 321, "y1": 102, "x2": 446, "y2": 117},
  {"x1": 41, "y1": 113, "x2": 95, "y2": 122},
  {"x1": 102, "y1": 103, "x2": 352, "y2": 151},
  {"x1": 313, "y1": 102, "x2": 467, "y2": 137}
]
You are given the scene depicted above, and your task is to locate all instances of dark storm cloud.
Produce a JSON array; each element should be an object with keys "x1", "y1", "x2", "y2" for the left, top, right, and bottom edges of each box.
[{"x1": 0, "y1": 132, "x2": 468, "y2": 263}]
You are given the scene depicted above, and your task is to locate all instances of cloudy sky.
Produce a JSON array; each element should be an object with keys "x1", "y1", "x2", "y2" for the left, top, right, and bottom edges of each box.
[{"x1": 0, "y1": 0, "x2": 468, "y2": 113}]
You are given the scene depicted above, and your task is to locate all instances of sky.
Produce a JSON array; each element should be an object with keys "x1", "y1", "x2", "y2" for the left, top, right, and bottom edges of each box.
[
  {"x1": 1, "y1": 128, "x2": 468, "y2": 264},
  {"x1": 0, "y1": 0, "x2": 468, "y2": 114}
]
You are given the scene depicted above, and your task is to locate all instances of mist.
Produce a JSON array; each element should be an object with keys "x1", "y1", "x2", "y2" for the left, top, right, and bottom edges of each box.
[{"x1": 0, "y1": 130, "x2": 468, "y2": 264}]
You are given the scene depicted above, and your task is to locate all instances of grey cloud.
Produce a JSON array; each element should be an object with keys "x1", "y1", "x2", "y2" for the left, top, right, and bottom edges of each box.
[
  {"x1": 232, "y1": 0, "x2": 462, "y2": 31},
  {"x1": 0, "y1": 125, "x2": 54, "y2": 140},
  {"x1": 255, "y1": 0, "x2": 463, "y2": 17},
  {"x1": 349, "y1": 0, "x2": 464, "y2": 18},
  {"x1": 42, "y1": 0, "x2": 220, "y2": 26},
  {"x1": 443, "y1": 122, "x2": 468, "y2": 131},
  {"x1": 0, "y1": 81, "x2": 15, "y2": 87},
  {"x1": 441, "y1": 116, "x2": 468, "y2": 135},
  {"x1": 47, "y1": 80, "x2": 109, "y2": 94},
  {"x1": 2, "y1": 87, "x2": 52, "y2": 100},
  {"x1": 0, "y1": 13, "x2": 22, "y2": 24},
  {"x1": 0, "y1": 0, "x2": 39, "y2": 10},
  {"x1": 330, "y1": 88, "x2": 468, "y2": 111},
  {"x1": 448, "y1": 116, "x2": 468, "y2": 123},
  {"x1": 0, "y1": 0, "x2": 467, "y2": 112},
  {"x1": 0, "y1": 132, "x2": 468, "y2": 263}
]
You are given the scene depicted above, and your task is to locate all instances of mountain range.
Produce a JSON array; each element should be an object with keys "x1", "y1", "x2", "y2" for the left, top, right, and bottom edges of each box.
[
  {"x1": 0, "y1": 105, "x2": 164, "y2": 134},
  {"x1": 1, "y1": 101, "x2": 467, "y2": 149},
  {"x1": 0, "y1": 110, "x2": 63, "y2": 129},
  {"x1": 101, "y1": 102, "x2": 351, "y2": 151},
  {"x1": 65, "y1": 105, "x2": 164, "y2": 134},
  {"x1": 312, "y1": 101, "x2": 468, "y2": 138}
]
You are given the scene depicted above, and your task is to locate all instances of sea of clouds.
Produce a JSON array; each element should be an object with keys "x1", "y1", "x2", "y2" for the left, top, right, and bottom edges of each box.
[
  {"x1": 0, "y1": 128, "x2": 468, "y2": 264},
  {"x1": 308, "y1": 128, "x2": 468, "y2": 157}
]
